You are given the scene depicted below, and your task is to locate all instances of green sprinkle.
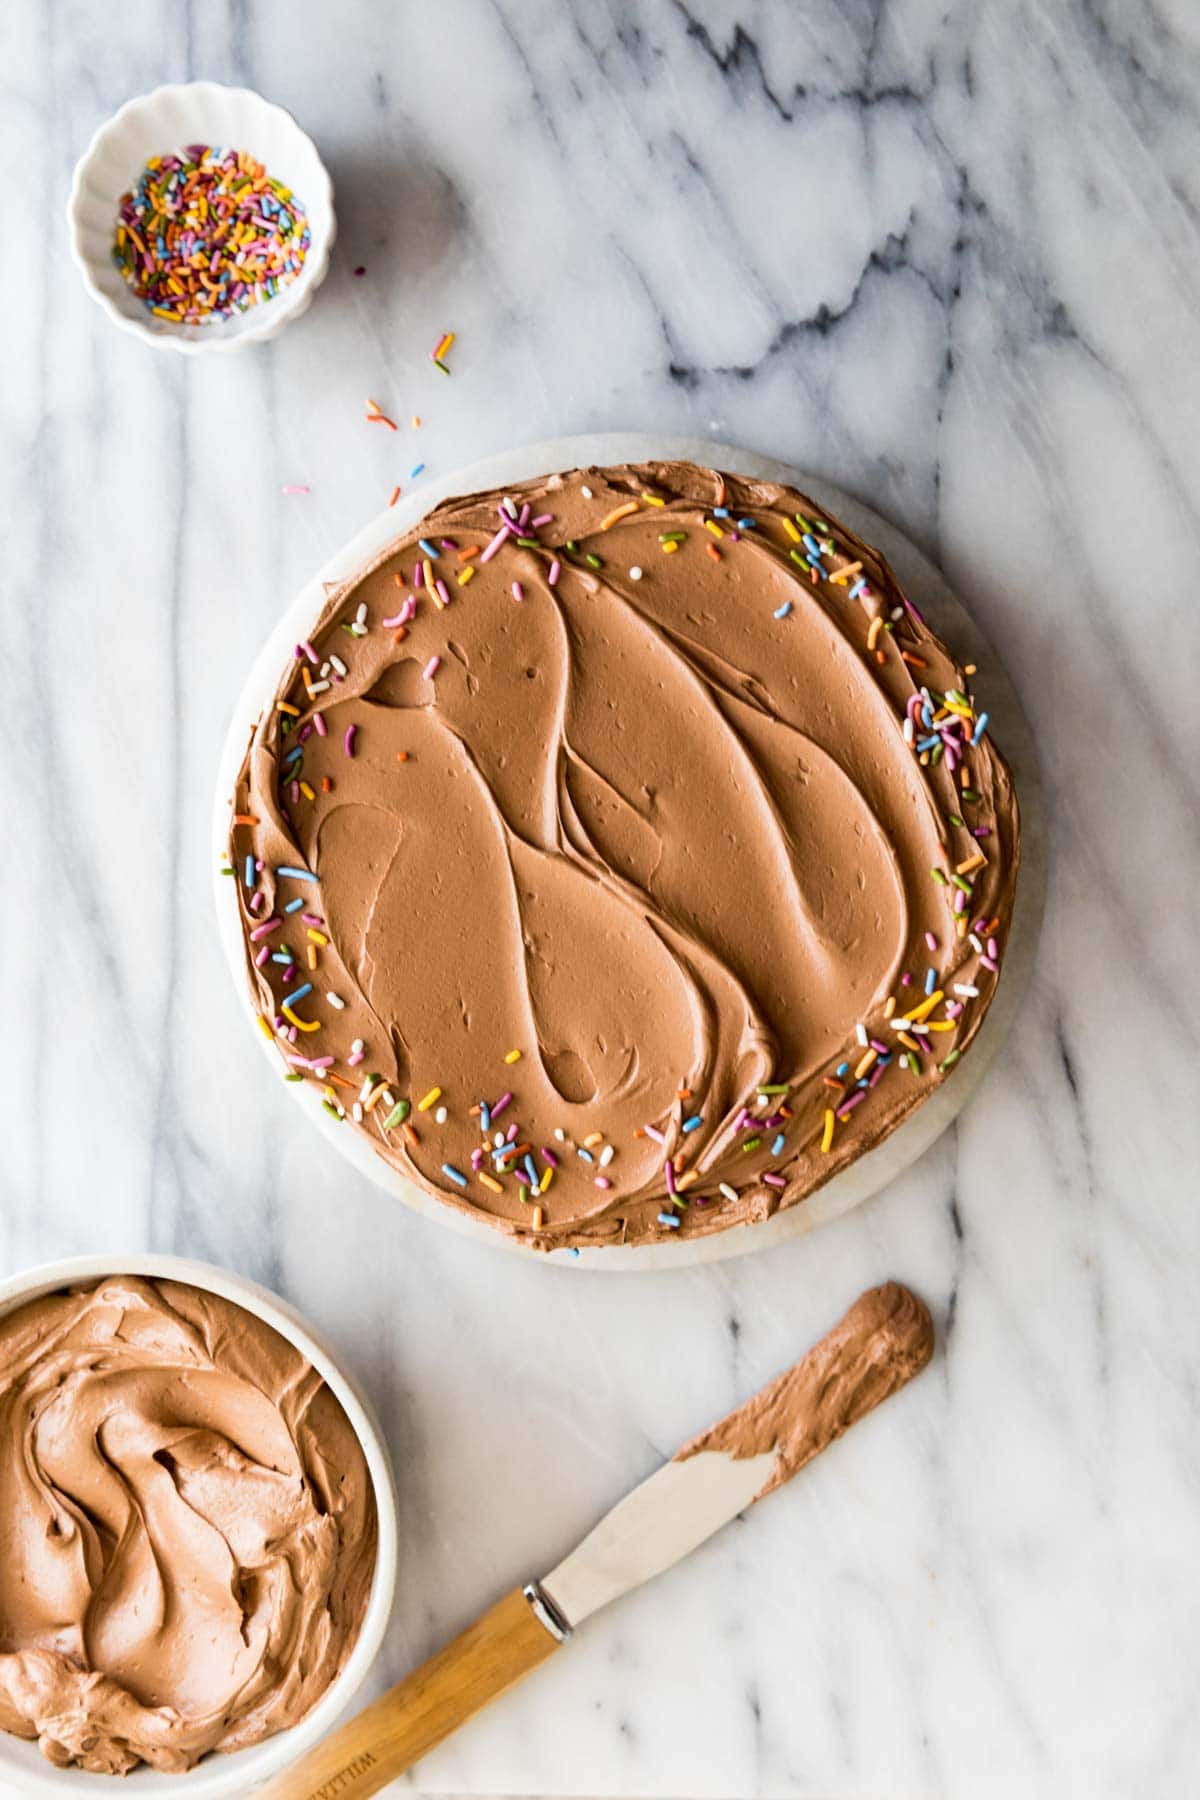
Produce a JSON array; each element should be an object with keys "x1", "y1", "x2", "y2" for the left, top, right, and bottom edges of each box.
[
  {"x1": 383, "y1": 1100, "x2": 410, "y2": 1130},
  {"x1": 220, "y1": 863, "x2": 235, "y2": 877},
  {"x1": 659, "y1": 531, "x2": 686, "y2": 543},
  {"x1": 789, "y1": 548, "x2": 807, "y2": 568},
  {"x1": 961, "y1": 788, "x2": 981, "y2": 802},
  {"x1": 741, "y1": 1135, "x2": 763, "y2": 1152},
  {"x1": 584, "y1": 553, "x2": 603, "y2": 570},
  {"x1": 434, "y1": 357, "x2": 451, "y2": 375},
  {"x1": 756, "y1": 1084, "x2": 789, "y2": 1095},
  {"x1": 516, "y1": 536, "x2": 541, "y2": 548},
  {"x1": 322, "y1": 1098, "x2": 342, "y2": 1118},
  {"x1": 951, "y1": 873, "x2": 974, "y2": 893},
  {"x1": 940, "y1": 1050, "x2": 961, "y2": 1071},
  {"x1": 930, "y1": 867, "x2": 948, "y2": 885},
  {"x1": 564, "y1": 539, "x2": 579, "y2": 553},
  {"x1": 949, "y1": 813, "x2": 964, "y2": 828},
  {"x1": 284, "y1": 1072, "x2": 304, "y2": 1082}
]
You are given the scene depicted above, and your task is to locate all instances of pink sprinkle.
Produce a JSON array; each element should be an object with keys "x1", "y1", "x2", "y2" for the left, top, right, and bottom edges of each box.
[
  {"x1": 869, "y1": 1039, "x2": 889, "y2": 1055},
  {"x1": 664, "y1": 1159, "x2": 677, "y2": 1195},
  {"x1": 988, "y1": 936, "x2": 999, "y2": 959},
  {"x1": 289, "y1": 781, "x2": 299, "y2": 802},
  {"x1": 925, "y1": 931, "x2": 938, "y2": 952},
  {"x1": 491, "y1": 1091, "x2": 512, "y2": 1119},
  {"x1": 382, "y1": 612, "x2": 406, "y2": 628},
  {"x1": 981, "y1": 955, "x2": 999, "y2": 973},
  {"x1": 299, "y1": 722, "x2": 313, "y2": 743},
  {"x1": 470, "y1": 1149, "x2": 484, "y2": 1170},
  {"x1": 945, "y1": 1001, "x2": 963, "y2": 1018},
  {"x1": 344, "y1": 725, "x2": 357, "y2": 757},
  {"x1": 436, "y1": 579, "x2": 451, "y2": 607},
  {"x1": 518, "y1": 503, "x2": 531, "y2": 529},
  {"x1": 643, "y1": 1123, "x2": 666, "y2": 1145},
  {"x1": 973, "y1": 826, "x2": 991, "y2": 839},
  {"x1": 250, "y1": 917, "x2": 282, "y2": 942},
  {"x1": 540, "y1": 1148, "x2": 559, "y2": 1167},
  {"x1": 302, "y1": 912, "x2": 324, "y2": 926},
  {"x1": 302, "y1": 640, "x2": 319, "y2": 663},
  {"x1": 548, "y1": 559, "x2": 561, "y2": 586},
  {"x1": 423, "y1": 655, "x2": 440, "y2": 680},
  {"x1": 347, "y1": 1050, "x2": 365, "y2": 1067},
  {"x1": 594, "y1": 1176, "x2": 611, "y2": 1190},
  {"x1": 314, "y1": 713, "x2": 327, "y2": 738},
  {"x1": 282, "y1": 484, "x2": 310, "y2": 495},
  {"x1": 254, "y1": 944, "x2": 270, "y2": 967},
  {"x1": 838, "y1": 1089, "x2": 868, "y2": 1118},
  {"x1": 763, "y1": 1173, "x2": 786, "y2": 1189},
  {"x1": 505, "y1": 1120, "x2": 518, "y2": 1142},
  {"x1": 900, "y1": 971, "x2": 913, "y2": 987},
  {"x1": 281, "y1": 964, "x2": 296, "y2": 984},
  {"x1": 512, "y1": 581, "x2": 524, "y2": 602},
  {"x1": 531, "y1": 513, "x2": 554, "y2": 528},
  {"x1": 480, "y1": 524, "x2": 512, "y2": 564},
  {"x1": 249, "y1": 890, "x2": 264, "y2": 914}
]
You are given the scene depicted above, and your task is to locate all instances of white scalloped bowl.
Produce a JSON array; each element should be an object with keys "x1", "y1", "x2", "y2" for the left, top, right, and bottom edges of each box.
[
  {"x1": 66, "y1": 83, "x2": 335, "y2": 353},
  {"x1": 0, "y1": 1254, "x2": 397, "y2": 1797}
]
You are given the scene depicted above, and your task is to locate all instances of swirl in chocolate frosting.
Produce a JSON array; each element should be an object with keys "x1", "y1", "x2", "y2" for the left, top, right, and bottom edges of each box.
[{"x1": 230, "y1": 463, "x2": 1019, "y2": 1249}]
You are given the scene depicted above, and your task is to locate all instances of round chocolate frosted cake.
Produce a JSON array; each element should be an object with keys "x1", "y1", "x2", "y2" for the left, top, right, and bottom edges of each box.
[{"x1": 228, "y1": 463, "x2": 1019, "y2": 1251}]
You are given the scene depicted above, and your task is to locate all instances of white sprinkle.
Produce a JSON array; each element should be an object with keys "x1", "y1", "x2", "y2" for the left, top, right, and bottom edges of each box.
[
  {"x1": 494, "y1": 1131, "x2": 505, "y2": 1149},
  {"x1": 629, "y1": 566, "x2": 643, "y2": 581},
  {"x1": 435, "y1": 1105, "x2": 448, "y2": 1125},
  {"x1": 599, "y1": 1144, "x2": 615, "y2": 1167},
  {"x1": 954, "y1": 983, "x2": 980, "y2": 998},
  {"x1": 969, "y1": 933, "x2": 984, "y2": 953},
  {"x1": 891, "y1": 605, "x2": 904, "y2": 620},
  {"x1": 359, "y1": 1077, "x2": 376, "y2": 1103},
  {"x1": 355, "y1": 602, "x2": 368, "y2": 627},
  {"x1": 319, "y1": 662, "x2": 331, "y2": 679},
  {"x1": 855, "y1": 1022, "x2": 869, "y2": 1046},
  {"x1": 326, "y1": 993, "x2": 345, "y2": 1010},
  {"x1": 581, "y1": 485, "x2": 593, "y2": 499},
  {"x1": 719, "y1": 1182, "x2": 738, "y2": 1203},
  {"x1": 330, "y1": 655, "x2": 348, "y2": 677},
  {"x1": 307, "y1": 680, "x2": 331, "y2": 696},
  {"x1": 902, "y1": 717, "x2": 914, "y2": 743},
  {"x1": 351, "y1": 1038, "x2": 364, "y2": 1054},
  {"x1": 352, "y1": 1103, "x2": 364, "y2": 1123},
  {"x1": 554, "y1": 1127, "x2": 566, "y2": 1142}
]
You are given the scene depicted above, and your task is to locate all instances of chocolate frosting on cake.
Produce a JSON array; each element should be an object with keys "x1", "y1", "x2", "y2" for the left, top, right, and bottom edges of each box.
[
  {"x1": 0, "y1": 1278, "x2": 376, "y2": 1775},
  {"x1": 230, "y1": 463, "x2": 1019, "y2": 1249}
]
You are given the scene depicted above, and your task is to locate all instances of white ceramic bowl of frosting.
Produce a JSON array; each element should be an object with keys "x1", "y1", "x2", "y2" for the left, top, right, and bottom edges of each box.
[
  {"x1": 0, "y1": 1253, "x2": 398, "y2": 1798},
  {"x1": 67, "y1": 82, "x2": 335, "y2": 353}
]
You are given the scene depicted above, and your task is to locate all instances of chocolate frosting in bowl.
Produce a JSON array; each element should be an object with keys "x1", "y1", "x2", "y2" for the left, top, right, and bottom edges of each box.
[
  {"x1": 230, "y1": 462, "x2": 1019, "y2": 1250},
  {"x1": 0, "y1": 1277, "x2": 377, "y2": 1777}
]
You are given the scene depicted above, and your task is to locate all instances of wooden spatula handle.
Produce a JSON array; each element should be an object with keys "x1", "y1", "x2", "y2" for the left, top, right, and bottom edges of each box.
[{"x1": 257, "y1": 1586, "x2": 561, "y2": 1799}]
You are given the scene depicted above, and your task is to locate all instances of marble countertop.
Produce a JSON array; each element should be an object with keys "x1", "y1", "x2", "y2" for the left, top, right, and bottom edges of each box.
[{"x1": 3, "y1": 2, "x2": 1198, "y2": 1795}]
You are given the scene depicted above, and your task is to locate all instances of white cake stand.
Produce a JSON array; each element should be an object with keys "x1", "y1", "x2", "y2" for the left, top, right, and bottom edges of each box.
[{"x1": 213, "y1": 435, "x2": 1045, "y2": 1270}]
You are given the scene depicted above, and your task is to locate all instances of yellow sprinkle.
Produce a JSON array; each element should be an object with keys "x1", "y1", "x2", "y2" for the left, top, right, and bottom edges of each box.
[
  {"x1": 956, "y1": 917, "x2": 969, "y2": 938},
  {"x1": 307, "y1": 944, "x2": 318, "y2": 970},
  {"x1": 640, "y1": 491, "x2": 665, "y2": 506},
  {"x1": 883, "y1": 995, "x2": 896, "y2": 1019},
  {"x1": 854, "y1": 1048, "x2": 877, "y2": 1080},
  {"x1": 257, "y1": 1015, "x2": 273, "y2": 1039},
  {"x1": 417, "y1": 1087, "x2": 442, "y2": 1112},
  {"x1": 820, "y1": 1108, "x2": 835, "y2": 1153},
  {"x1": 363, "y1": 1083, "x2": 391, "y2": 1114},
  {"x1": 662, "y1": 540, "x2": 680, "y2": 554},
  {"x1": 282, "y1": 1004, "x2": 320, "y2": 1033},
  {"x1": 539, "y1": 1166, "x2": 553, "y2": 1193},
  {"x1": 600, "y1": 500, "x2": 639, "y2": 530},
  {"x1": 782, "y1": 517, "x2": 802, "y2": 543},
  {"x1": 411, "y1": 415, "x2": 422, "y2": 428},
  {"x1": 583, "y1": 1132, "x2": 604, "y2": 1147},
  {"x1": 677, "y1": 1169, "x2": 699, "y2": 1191},
  {"x1": 531, "y1": 1205, "x2": 545, "y2": 1230},
  {"x1": 307, "y1": 928, "x2": 329, "y2": 946},
  {"x1": 925, "y1": 1020, "x2": 956, "y2": 1033},
  {"x1": 458, "y1": 564, "x2": 476, "y2": 586},
  {"x1": 277, "y1": 700, "x2": 300, "y2": 717},
  {"x1": 964, "y1": 662, "x2": 977, "y2": 676},
  {"x1": 956, "y1": 852, "x2": 987, "y2": 876},
  {"x1": 867, "y1": 617, "x2": 883, "y2": 651},
  {"x1": 299, "y1": 780, "x2": 315, "y2": 801},
  {"x1": 479, "y1": 1172, "x2": 504, "y2": 1194},
  {"x1": 704, "y1": 518, "x2": 725, "y2": 539},
  {"x1": 907, "y1": 990, "x2": 945, "y2": 1024},
  {"x1": 504, "y1": 1049, "x2": 522, "y2": 1064}
]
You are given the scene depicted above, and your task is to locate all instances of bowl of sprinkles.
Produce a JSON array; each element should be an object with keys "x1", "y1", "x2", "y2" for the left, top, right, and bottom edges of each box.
[{"x1": 67, "y1": 82, "x2": 334, "y2": 352}]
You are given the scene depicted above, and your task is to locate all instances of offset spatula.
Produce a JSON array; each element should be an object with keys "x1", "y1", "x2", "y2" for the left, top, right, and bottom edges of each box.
[{"x1": 260, "y1": 1283, "x2": 933, "y2": 1800}]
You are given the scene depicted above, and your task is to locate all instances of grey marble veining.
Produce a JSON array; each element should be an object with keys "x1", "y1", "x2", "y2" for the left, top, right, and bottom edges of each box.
[{"x1": 2, "y1": 0, "x2": 1199, "y2": 1794}]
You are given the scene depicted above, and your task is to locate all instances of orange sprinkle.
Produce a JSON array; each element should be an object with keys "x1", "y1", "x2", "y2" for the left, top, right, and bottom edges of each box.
[
  {"x1": 327, "y1": 1071, "x2": 357, "y2": 1091},
  {"x1": 232, "y1": 813, "x2": 260, "y2": 827},
  {"x1": 277, "y1": 700, "x2": 299, "y2": 717},
  {"x1": 387, "y1": 485, "x2": 401, "y2": 507},
  {"x1": 706, "y1": 542, "x2": 721, "y2": 562},
  {"x1": 901, "y1": 651, "x2": 928, "y2": 669},
  {"x1": 403, "y1": 1122, "x2": 419, "y2": 1147},
  {"x1": 874, "y1": 649, "x2": 887, "y2": 665},
  {"x1": 393, "y1": 571, "x2": 404, "y2": 586},
  {"x1": 600, "y1": 500, "x2": 639, "y2": 531},
  {"x1": 956, "y1": 851, "x2": 987, "y2": 876},
  {"x1": 457, "y1": 546, "x2": 480, "y2": 561},
  {"x1": 393, "y1": 626, "x2": 408, "y2": 644},
  {"x1": 366, "y1": 411, "x2": 398, "y2": 431}
]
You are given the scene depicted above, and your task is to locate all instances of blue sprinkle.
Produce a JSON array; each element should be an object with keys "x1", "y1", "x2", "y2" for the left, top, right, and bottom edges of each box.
[
  {"x1": 737, "y1": 517, "x2": 756, "y2": 529},
  {"x1": 657, "y1": 1212, "x2": 682, "y2": 1229},
  {"x1": 283, "y1": 745, "x2": 303, "y2": 765},
  {"x1": 418, "y1": 538, "x2": 439, "y2": 559},
  {"x1": 410, "y1": 462, "x2": 425, "y2": 478},
  {"x1": 284, "y1": 897, "x2": 305, "y2": 913},
  {"x1": 524, "y1": 1155, "x2": 539, "y2": 1189},
  {"x1": 713, "y1": 506, "x2": 730, "y2": 517},
  {"x1": 567, "y1": 1247, "x2": 581, "y2": 1258},
  {"x1": 809, "y1": 559, "x2": 828, "y2": 578},
  {"x1": 917, "y1": 734, "x2": 939, "y2": 752},
  {"x1": 925, "y1": 967, "x2": 937, "y2": 995},
  {"x1": 243, "y1": 854, "x2": 255, "y2": 887},
  {"x1": 441, "y1": 1163, "x2": 468, "y2": 1188},
  {"x1": 682, "y1": 1115, "x2": 703, "y2": 1133},
  {"x1": 802, "y1": 533, "x2": 821, "y2": 557},
  {"x1": 285, "y1": 982, "x2": 313, "y2": 1007},
  {"x1": 771, "y1": 1132, "x2": 785, "y2": 1155},
  {"x1": 773, "y1": 601, "x2": 792, "y2": 620},
  {"x1": 836, "y1": 1061, "x2": 850, "y2": 1077},
  {"x1": 271, "y1": 952, "x2": 292, "y2": 965},
  {"x1": 577, "y1": 1146, "x2": 594, "y2": 1163},
  {"x1": 971, "y1": 711, "x2": 990, "y2": 746},
  {"x1": 276, "y1": 865, "x2": 317, "y2": 882},
  {"x1": 850, "y1": 578, "x2": 867, "y2": 600},
  {"x1": 480, "y1": 1102, "x2": 491, "y2": 1131}
]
